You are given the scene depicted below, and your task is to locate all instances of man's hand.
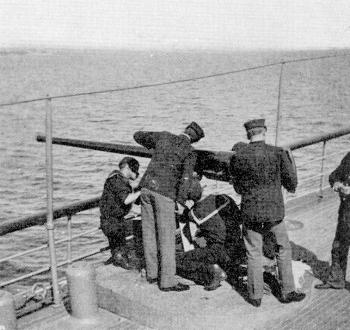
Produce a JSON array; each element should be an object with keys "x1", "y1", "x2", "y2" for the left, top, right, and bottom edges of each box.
[
  {"x1": 185, "y1": 200, "x2": 194, "y2": 209},
  {"x1": 194, "y1": 237, "x2": 207, "y2": 248},
  {"x1": 340, "y1": 185, "x2": 350, "y2": 196},
  {"x1": 333, "y1": 182, "x2": 344, "y2": 192},
  {"x1": 175, "y1": 202, "x2": 186, "y2": 215},
  {"x1": 129, "y1": 179, "x2": 140, "y2": 190}
]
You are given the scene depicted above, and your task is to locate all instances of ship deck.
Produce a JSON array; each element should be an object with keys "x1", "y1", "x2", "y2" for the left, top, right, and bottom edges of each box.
[{"x1": 18, "y1": 188, "x2": 350, "y2": 330}]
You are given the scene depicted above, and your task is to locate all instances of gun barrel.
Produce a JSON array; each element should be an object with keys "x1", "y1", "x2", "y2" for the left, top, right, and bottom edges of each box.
[
  {"x1": 36, "y1": 135, "x2": 233, "y2": 182},
  {"x1": 36, "y1": 135, "x2": 152, "y2": 158}
]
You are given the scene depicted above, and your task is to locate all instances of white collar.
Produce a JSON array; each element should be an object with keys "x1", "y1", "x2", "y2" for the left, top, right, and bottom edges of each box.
[{"x1": 180, "y1": 133, "x2": 191, "y2": 141}]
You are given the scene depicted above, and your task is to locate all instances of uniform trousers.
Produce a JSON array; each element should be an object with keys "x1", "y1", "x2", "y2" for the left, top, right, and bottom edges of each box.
[
  {"x1": 327, "y1": 200, "x2": 350, "y2": 288},
  {"x1": 243, "y1": 220, "x2": 295, "y2": 300},
  {"x1": 100, "y1": 217, "x2": 126, "y2": 253},
  {"x1": 140, "y1": 188, "x2": 177, "y2": 288},
  {"x1": 176, "y1": 243, "x2": 229, "y2": 285}
]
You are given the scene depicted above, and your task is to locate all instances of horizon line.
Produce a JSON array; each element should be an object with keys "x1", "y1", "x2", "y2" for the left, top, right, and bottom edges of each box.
[{"x1": 1, "y1": 44, "x2": 350, "y2": 53}]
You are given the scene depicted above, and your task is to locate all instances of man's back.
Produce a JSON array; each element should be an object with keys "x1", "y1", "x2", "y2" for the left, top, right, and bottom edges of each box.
[
  {"x1": 192, "y1": 194, "x2": 241, "y2": 245},
  {"x1": 134, "y1": 131, "x2": 196, "y2": 203},
  {"x1": 329, "y1": 152, "x2": 350, "y2": 186},
  {"x1": 230, "y1": 141, "x2": 297, "y2": 223},
  {"x1": 99, "y1": 170, "x2": 132, "y2": 220}
]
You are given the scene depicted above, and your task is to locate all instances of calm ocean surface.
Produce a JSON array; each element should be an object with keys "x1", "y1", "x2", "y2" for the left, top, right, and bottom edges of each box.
[{"x1": 1, "y1": 48, "x2": 350, "y2": 285}]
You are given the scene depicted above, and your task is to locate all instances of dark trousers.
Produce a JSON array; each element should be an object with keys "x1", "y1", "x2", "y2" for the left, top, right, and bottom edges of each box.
[
  {"x1": 243, "y1": 220, "x2": 295, "y2": 300},
  {"x1": 100, "y1": 217, "x2": 126, "y2": 253},
  {"x1": 176, "y1": 243, "x2": 229, "y2": 285},
  {"x1": 327, "y1": 200, "x2": 350, "y2": 288}
]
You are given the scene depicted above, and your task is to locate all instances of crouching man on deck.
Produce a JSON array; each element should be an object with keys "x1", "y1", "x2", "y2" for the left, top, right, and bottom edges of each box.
[
  {"x1": 99, "y1": 157, "x2": 141, "y2": 269},
  {"x1": 176, "y1": 177, "x2": 245, "y2": 291}
]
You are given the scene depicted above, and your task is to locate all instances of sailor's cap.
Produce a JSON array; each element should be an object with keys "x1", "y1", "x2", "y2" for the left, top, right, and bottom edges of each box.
[
  {"x1": 185, "y1": 121, "x2": 205, "y2": 141},
  {"x1": 243, "y1": 119, "x2": 266, "y2": 131}
]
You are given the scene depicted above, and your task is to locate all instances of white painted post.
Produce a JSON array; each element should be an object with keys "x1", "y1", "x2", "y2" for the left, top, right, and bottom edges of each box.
[{"x1": 0, "y1": 290, "x2": 17, "y2": 330}]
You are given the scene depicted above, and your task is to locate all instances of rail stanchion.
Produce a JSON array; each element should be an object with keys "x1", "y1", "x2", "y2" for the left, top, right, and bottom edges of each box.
[
  {"x1": 67, "y1": 215, "x2": 72, "y2": 265},
  {"x1": 318, "y1": 141, "x2": 327, "y2": 198},
  {"x1": 45, "y1": 97, "x2": 61, "y2": 306},
  {"x1": 0, "y1": 290, "x2": 17, "y2": 330},
  {"x1": 275, "y1": 62, "x2": 284, "y2": 147}
]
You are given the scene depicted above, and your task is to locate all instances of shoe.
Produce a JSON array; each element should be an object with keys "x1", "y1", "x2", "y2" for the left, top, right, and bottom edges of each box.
[
  {"x1": 104, "y1": 256, "x2": 114, "y2": 265},
  {"x1": 112, "y1": 251, "x2": 132, "y2": 270},
  {"x1": 204, "y1": 264, "x2": 227, "y2": 291},
  {"x1": 160, "y1": 283, "x2": 190, "y2": 292},
  {"x1": 280, "y1": 291, "x2": 306, "y2": 304},
  {"x1": 146, "y1": 277, "x2": 158, "y2": 284},
  {"x1": 247, "y1": 297, "x2": 262, "y2": 307},
  {"x1": 314, "y1": 282, "x2": 344, "y2": 290}
]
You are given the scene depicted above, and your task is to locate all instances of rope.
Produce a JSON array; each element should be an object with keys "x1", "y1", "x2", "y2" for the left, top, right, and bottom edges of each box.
[
  {"x1": 15, "y1": 282, "x2": 49, "y2": 309},
  {"x1": 1, "y1": 52, "x2": 349, "y2": 108}
]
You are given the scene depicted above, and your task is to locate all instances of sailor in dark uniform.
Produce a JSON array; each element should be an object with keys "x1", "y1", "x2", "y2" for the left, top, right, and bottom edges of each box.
[
  {"x1": 99, "y1": 157, "x2": 141, "y2": 269},
  {"x1": 134, "y1": 122, "x2": 205, "y2": 292},
  {"x1": 230, "y1": 119, "x2": 305, "y2": 307},
  {"x1": 315, "y1": 152, "x2": 350, "y2": 289},
  {"x1": 176, "y1": 178, "x2": 244, "y2": 290}
]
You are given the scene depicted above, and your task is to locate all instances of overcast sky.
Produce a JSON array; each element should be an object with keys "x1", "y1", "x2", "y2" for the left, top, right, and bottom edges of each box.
[{"x1": 1, "y1": 0, "x2": 350, "y2": 50}]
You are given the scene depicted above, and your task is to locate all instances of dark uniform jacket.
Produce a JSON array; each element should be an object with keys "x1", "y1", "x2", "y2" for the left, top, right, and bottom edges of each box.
[
  {"x1": 329, "y1": 152, "x2": 350, "y2": 202},
  {"x1": 189, "y1": 194, "x2": 242, "y2": 246},
  {"x1": 99, "y1": 170, "x2": 132, "y2": 223},
  {"x1": 230, "y1": 141, "x2": 297, "y2": 223},
  {"x1": 134, "y1": 131, "x2": 197, "y2": 205}
]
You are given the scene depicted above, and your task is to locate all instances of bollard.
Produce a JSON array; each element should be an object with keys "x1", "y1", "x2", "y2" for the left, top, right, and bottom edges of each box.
[
  {"x1": 66, "y1": 262, "x2": 100, "y2": 324},
  {"x1": 0, "y1": 290, "x2": 17, "y2": 330}
]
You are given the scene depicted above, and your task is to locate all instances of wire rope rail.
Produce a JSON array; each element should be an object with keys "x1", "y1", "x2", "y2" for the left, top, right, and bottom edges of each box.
[
  {"x1": 296, "y1": 147, "x2": 349, "y2": 168},
  {"x1": 1, "y1": 52, "x2": 350, "y2": 108},
  {"x1": 0, "y1": 227, "x2": 101, "y2": 264}
]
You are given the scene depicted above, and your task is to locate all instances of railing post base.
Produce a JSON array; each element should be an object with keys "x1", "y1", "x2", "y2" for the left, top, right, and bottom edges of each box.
[{"x1": 0, "y1": 290, "x2": 17, "y2": 330}]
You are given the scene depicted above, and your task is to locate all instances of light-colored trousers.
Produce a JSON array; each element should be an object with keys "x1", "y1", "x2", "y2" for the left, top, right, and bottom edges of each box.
[
  {"x1": 140, "y1": 188, "x2": 177, "y2": 288},
  {"x1": 243, "y1": 220, "x2": 295, "y2": 300}
]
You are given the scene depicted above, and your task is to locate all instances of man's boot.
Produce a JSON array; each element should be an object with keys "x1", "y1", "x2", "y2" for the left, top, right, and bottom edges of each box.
[
  {"x1": 111, "y1": 247, "x2": 132, "y2": 270},
  {"x1": 204, "y1": 264, "x2": 227, "y2": 291}
]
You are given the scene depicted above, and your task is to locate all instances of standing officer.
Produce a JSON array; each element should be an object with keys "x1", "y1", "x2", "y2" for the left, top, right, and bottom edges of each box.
[
  {"x1": 134, "y1": 122, "x2": 205, "y2": 292},
  {"x1": 315, "y1": 152, "x2": 350, "y2": 289},
  {"x1": 229, "y1": 119, "x2": 305, "y2": 307},
  {"x1": 100, "y1": 157, "x2": 141, "y2": 269}
]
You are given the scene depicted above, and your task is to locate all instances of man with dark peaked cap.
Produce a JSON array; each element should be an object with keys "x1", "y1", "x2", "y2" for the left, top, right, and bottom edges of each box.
[
  {"x1": 229, "y1": 119, "x2": 305, "y2": 307},
  {"x1": 134, "y1": 121, "x2": 205, "y2": 291},
  {"x1": 315, "y1": 152, "x2": 350, "y2": 290}
]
